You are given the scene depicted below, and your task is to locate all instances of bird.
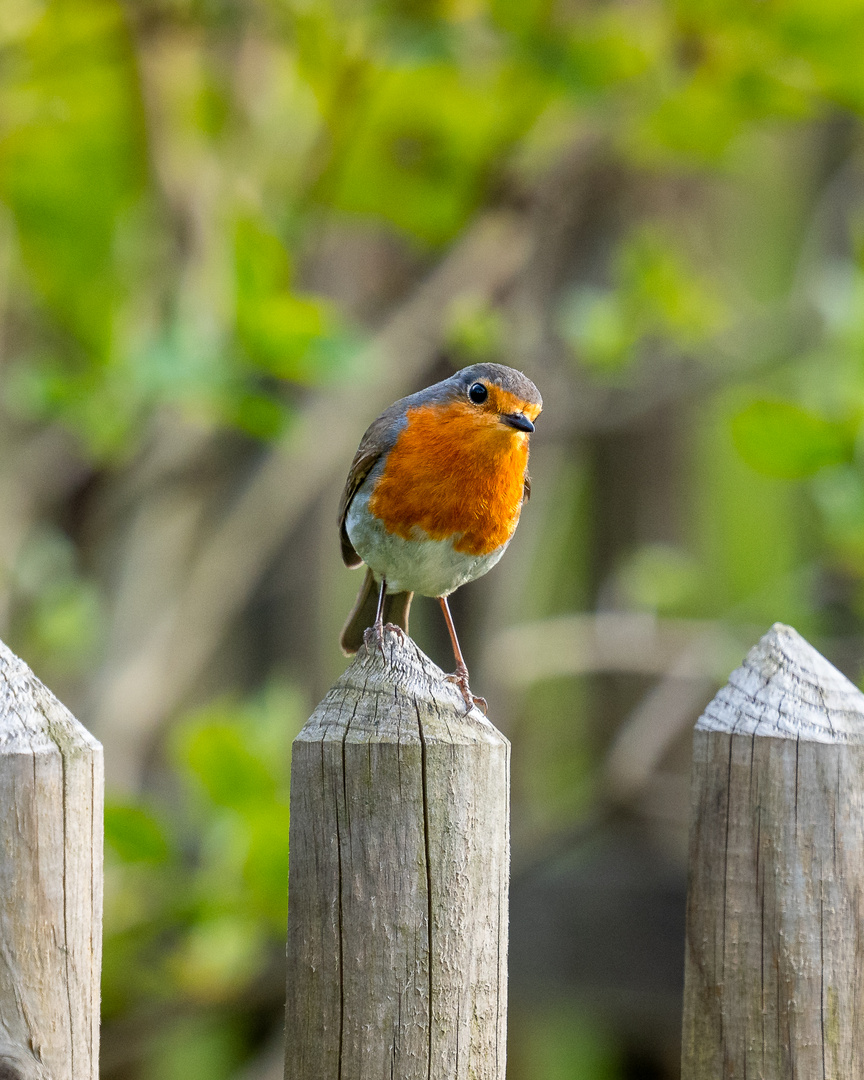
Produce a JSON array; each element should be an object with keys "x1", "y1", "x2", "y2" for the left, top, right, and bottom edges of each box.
[{"x1": 338, "y1": 362, "x2": 542, "y2": 710}]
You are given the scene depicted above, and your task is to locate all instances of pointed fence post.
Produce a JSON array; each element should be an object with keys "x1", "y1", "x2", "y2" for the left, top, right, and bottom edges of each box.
[
  {"x1": 682, "y1": 622, "x2": 864, "y2": 1078},
  {"x1": 0, "y1": 640, "x2": 103, "y2": 1080},
  {"x1": 284, "y1": 629, "x2": 510, "y2": 1080}
]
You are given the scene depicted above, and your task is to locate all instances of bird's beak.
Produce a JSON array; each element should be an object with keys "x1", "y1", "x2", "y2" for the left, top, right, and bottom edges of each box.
[{"x1": 502, "y1": 412, "x2": 535, "y2": 433}]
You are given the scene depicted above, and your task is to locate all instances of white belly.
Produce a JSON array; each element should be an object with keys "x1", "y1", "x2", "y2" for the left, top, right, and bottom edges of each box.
[{"x1": 346, "y1": 484, "x2": 508, "y2": 596}]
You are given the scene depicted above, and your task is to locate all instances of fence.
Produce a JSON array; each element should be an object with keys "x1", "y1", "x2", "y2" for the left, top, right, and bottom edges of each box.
[
  {"x1": 681, "y1": 621, "x2": 864, "y2": 1078},
  {"x1": 0, "y1": 640, "x2": 102, "y2": 1080},
  {"x1": 284, "y1": 628, "x2": 509, "y2": 1080},
  {"x1": 2, "y1": 621, "x2": 864, "y2": 1077}
]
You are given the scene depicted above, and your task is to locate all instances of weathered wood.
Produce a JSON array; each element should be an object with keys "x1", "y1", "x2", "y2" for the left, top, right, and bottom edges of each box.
[
  {"x1": 0, "y1": 640, "x2": 103, "y2": 1080},
  {"x1": 285, "y1": 629, "x2": 509, "y2": 1080},
  {"x1": 682, "y1": 622, "x2": 864, "y2": 1079}
]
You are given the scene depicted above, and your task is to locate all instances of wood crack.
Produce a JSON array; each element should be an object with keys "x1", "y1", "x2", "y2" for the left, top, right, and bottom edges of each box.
[{"x1": 416, "y1": 701, "x2": 434, "y2": 1080}]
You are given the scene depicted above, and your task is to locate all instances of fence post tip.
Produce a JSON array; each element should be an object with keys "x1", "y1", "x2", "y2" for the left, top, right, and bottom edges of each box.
[{"x1": 697, "y1": 621, "x2": 864, "y2": 743}]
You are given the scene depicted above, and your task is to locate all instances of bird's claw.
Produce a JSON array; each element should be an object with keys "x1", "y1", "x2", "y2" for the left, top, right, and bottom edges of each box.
[
  {"x1": 386, "y1": 623, "x2": 408, "y2": 646},
  {"x1": 363, "y1": 622, "x2": 408, "y2": 662},
  {"x1": 445, "y1": 669, "x2": 487, "y2": 714},
  {"x1": 363, "y1": 622, "x2": 386, "y2": 661}
]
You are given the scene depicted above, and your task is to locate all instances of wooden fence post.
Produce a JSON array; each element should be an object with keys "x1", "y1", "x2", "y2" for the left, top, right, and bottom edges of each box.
[
  {"x1": 682, "y1": 622, "x2": 864, "y2": 1078},
  {"x1": 285, "y1": 628, "x2": 510, "y2": 1080},
  {"x1": 0, "y1": 640, "x2": 103, "y2": 1080}
]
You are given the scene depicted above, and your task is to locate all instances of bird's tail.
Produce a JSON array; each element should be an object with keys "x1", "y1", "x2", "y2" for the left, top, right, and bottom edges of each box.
[{"x1": 340, "y1": 567, "x2": 413, "y2": 655}]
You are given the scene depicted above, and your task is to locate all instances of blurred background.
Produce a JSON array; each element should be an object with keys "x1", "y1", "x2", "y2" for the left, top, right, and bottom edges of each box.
[{"x1": 3, "y1": 0, "x2": 864, "y2": 1075}]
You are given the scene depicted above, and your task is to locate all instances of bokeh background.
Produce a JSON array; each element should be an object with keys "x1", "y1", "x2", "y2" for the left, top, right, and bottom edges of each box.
[{"x1": 3, "y1": 0, "x2": 864, "y2": 1075}]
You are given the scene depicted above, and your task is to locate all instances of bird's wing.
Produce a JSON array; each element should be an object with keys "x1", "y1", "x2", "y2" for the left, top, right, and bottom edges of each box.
[
  {"x1": 338, "y1": 403, "x2": 406, "y2": 567},
  {"x1": 338, "y1": 446, "x2": 382, "y2": 567}
]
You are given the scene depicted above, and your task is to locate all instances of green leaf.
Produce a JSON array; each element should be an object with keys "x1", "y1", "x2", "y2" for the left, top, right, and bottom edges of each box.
[
  {"x1": 225, "y1": 391, "x2": 287, "y2": 441},
  {"x1": 328, "y1": 62, "x2": 543, "y2": 244},
  {"x1": 142, "y1": 1015, "x2": 243, "y2": 1080},
  {"x1": 730, "y1": 400, "x2": 854, "y2": 479},
  {"x1": 0, "y1": 0, "x2": 145, "y2": 349},
  {"x1": 171, "y1": 915, "x2": 266, "y2": 1000},
  {"x1": 22, "y1": 577, "x2": 104, "y2": 676},
  {"x1": 620, "y1": 230, "x2": 727, "y2": 342},
  {"x1": 243, "y1": 804, "x2": 291, "y2": 926},
  {"x1": 178, "y1": 722, "x2": 276, "y2": 810},
  {"x1": 105, "y1": 803, "x2": 170, "y2": 864},
  {"x1": 234, "y1": 216, "x2": 343, "y2": 384}
]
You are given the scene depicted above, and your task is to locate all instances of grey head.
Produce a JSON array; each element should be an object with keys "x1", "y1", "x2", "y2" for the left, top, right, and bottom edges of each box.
[
  {"x1": 363, "y1": 363, "x2": 543, "y2": 451},
  {"x1": 404, "y1": 362, "x2": 542, "y2": 415},
  {"x1": 447, "y1": 363, "x2": 543, "y2": 410}
]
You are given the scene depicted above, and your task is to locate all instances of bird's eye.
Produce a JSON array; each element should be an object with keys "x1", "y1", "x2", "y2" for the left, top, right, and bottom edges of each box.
[{"x1": 468, "y1": 382, "x2": 488, "y2": 405}]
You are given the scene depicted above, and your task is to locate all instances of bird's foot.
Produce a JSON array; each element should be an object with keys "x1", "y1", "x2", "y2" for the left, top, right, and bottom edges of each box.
[
  {"x1": 385, "y1": 622, "x2": 408, "y2": 646},
  {"x1": 363, "y1": 622, "x2": 408, "y2": 661},
  {"x1": 363, "y1": 621, "x2": 386, "y2": 661},
  {"x1": 445, "y1": 666, "x2": 487, "y2": 715}
]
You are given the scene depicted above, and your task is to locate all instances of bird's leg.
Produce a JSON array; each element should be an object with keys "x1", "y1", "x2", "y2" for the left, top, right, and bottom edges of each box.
[
  {"x1": 363, "y1": 577, "x2": 388, "y2": 659},
  {"x1": 439, "y1": 596, "x2": 487, "y2": 714}
]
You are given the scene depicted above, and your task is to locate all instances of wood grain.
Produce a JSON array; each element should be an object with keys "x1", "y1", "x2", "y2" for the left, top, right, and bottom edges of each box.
[
  {"x1": 285, "y1": 628, "x2": 509, "y2": 1080},
  {"x1": 682, "y1": 622, "x2": 864, "y2": 1079},
  {"x1": 0, "y1": 640, "x2": 103, "y2": 1080}
]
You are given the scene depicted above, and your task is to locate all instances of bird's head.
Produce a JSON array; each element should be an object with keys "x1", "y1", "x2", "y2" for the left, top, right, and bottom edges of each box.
[{"x1": 448, "y1": 363, "x2": 542, "y2": 437}]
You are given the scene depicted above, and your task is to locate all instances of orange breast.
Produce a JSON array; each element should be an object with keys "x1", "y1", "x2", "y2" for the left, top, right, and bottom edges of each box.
[{"x1": 369, "y1": 400, "x2": 529, "y2": 557}]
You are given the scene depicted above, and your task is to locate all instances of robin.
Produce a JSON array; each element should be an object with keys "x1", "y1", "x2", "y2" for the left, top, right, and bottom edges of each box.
[{"x1": 339, "y1": 362, "x2": 542, "y2": 709}]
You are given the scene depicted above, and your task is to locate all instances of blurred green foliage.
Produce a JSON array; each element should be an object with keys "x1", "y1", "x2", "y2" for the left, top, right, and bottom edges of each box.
[
  {"x1": 3, "y1": 0, "x2": 864, "y2": 474},
  {"x1": 102, "y1": 686, "x2": 301, "y2": 1073},
  {"x1": 731, "y1": 399, "x2": 855, "y2": 479},
  {"x1": 0, "y1": 0, "x2": 145, "y2": 349},
  {"x1": 559, "y1": 229, "x2": 727, "y2": 370},
  {"x1": 8, "y1": 0, "x2": 864, "y2": 1076},
  {"x1": 511, "y1": 1007, "x2": 619, "y2": 1080},
  {"x1": 11, "y1": 525, "x2": 104, "y2": 677},
  {"x1": 617, "y1": 543, "x2": 702, "y2": 614}
]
